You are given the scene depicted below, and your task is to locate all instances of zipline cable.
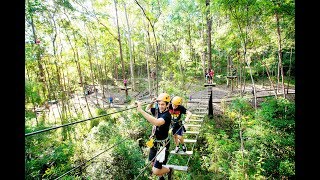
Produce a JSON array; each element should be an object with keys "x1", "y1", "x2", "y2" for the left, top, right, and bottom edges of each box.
[
  {"x1": 54, "y1": 100, "x2": 157, "y2": 179},
  {"x1": 134, "y1": 124, "x2": 185, "y2": 180},
  {"x1": 26, "y1": 99, "x2": 149, "y2": 177},
  {"x1": 54, "y1": 137, "x2": 128, "y2": 180},
  {"x1": 25, "y1": 102, "x2": 148, "y2": 137}
]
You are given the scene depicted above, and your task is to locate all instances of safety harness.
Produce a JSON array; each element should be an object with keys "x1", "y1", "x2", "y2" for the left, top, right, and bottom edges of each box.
[{"x1": 144, "y1": 104, "x2": 171, "y2": 163}]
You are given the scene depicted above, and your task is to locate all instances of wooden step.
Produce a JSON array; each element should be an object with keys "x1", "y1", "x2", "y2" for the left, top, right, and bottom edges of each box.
[
  {"x1": 184, "y1": 124, "x2": 201, "y2": 127},
  {"x1": 191, "y1": 114, "x2": 204, "y2": 118},
  {"x1": 188, "y1": 119, "x2": 203, "y2": 122},
  {"x1": 204, "y1": 83, "x2": 216, "y2": 87},
  {"x1": 188, "y1": 101, "x2": 206, "y2": 104},
  {"x1": 184, "y1": 131, "x2": 199, "y2": 134},
  {"x1": 197, "y1": 110, "x2": 207, "y2": 112},
  {"x1": 183, "y1": 139, "x2": 197, "y2": 143},
  {"x1": 198, "y1": 105, "x2": 208, "y2": 107},
  {"x1": 163, "y1": 164, "x2": 188, "y2": 171},
  {"x1": 170, "y1": 150, "x2": 193, "y2": 155}
]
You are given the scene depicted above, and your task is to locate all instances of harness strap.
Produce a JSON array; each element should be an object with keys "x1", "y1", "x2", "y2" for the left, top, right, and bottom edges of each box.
[{"x1": 154, "y1": 136, "x2": 169, "y2": 150}]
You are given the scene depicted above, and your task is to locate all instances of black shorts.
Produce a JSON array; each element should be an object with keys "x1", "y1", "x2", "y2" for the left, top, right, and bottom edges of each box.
[
  {"x1": 148, "y1": 139, "x2": 170, "y2": 169},
  {"x1": 172, "y1": 125, "x2": 185, "y2": 136}
]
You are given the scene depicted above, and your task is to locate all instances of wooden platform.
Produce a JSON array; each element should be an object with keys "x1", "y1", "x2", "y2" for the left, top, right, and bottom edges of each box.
[
  {"x1": 183, "y1": 139, "x2": 197, "y2": 143},
  {"x1": 120, "y1": 87, "x2": 131, "y2": 90},
  {"x1": 163, "y1": 164, "x2": 188, "y2": 171},
  {"x1": 204, "y1": 83, "x2": 216, "y2": 87},
  {"x1": 188, "y1": 119, "x2": 203, "y2": 122},
  {"x1": 184, "y1": 131, "x2": 199, "y2": 134},
  {"x1": 170, "y1": 150, "x2": 193, "y2": 155},
  {"x1": 184, "y1": 124, "x2": 201, "y2": 127},
  {"x1": 191, "y1": 114, "x2": 204, "y2": 118}
]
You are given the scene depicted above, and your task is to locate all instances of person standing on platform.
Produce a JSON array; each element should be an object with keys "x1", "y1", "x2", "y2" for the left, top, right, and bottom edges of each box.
[
  {"x1": 169, "y1": 96, "x2": 192, "y2": 153},
  {"x1": 209, "y1": 69, "x2": 214, "y2": 84}
]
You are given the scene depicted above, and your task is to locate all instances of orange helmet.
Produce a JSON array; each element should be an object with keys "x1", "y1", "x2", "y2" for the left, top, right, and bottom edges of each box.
[
  {"x1": 172, "y1": 96, "x2": 182, "y2": 106},
  {"x1": 157, "y1": 93, "x2": 171, "y2": 102}
]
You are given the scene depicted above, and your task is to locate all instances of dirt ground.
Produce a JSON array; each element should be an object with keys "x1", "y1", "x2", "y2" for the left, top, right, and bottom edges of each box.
[{"x1": 33, "y1": 82, "x2": 295, "y2": 122}]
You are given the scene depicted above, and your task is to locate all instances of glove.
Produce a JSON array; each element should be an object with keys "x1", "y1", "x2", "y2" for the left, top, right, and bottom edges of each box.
[{"x1": 146, "y1": 138, "x2": 154, "y2": 148}]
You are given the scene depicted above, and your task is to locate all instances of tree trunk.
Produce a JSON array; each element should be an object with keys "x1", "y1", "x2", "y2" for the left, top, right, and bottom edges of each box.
[
  {"x1": 114, "y1": 0, "x2": 126, "y2": 86},
  {"x1": 287, "y1": 47, "x2": 293, "y2": 94},
  {"x1": 124, "y1": 3, "x2": 135, "y2": 91},
  {"x1": 146, "y1": 48, "x2": 151, "y2": 97},
  {"x1": 85, "y1": 37, "x2": 99, "y2": 107},
  {"x1": 28, "y1": 3, "x2": 47, "y2": 98},
  {"x1": 206, "y1": 0, "x2": 212, "y2": 71},
  {"x1": 50, "y1": 28, "x2": 65, "y2": 124},
  {"x1": 146, "y1": 23, "x2": 153, "y2": 95},
  {"x1": 262, "y1": 60, "x2": 278, "y2": 98},
  {"x1": 135, "y1": 0, "x2": 160, "y2": 95},
  {"x1": 275, "y1": 12, "x2": 286, "y2": 98},
  {"x1": 63, "y1": 24, "x2": 93, "y2": 118}
]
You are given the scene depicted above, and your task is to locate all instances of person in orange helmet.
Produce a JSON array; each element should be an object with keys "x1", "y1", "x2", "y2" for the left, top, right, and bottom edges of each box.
[
  {"x1": 136, "y1": 93, "x2": 173, "y2": 180},
  {"x1": 169, "y1": 96, "x2": 192, "y2": 153}
]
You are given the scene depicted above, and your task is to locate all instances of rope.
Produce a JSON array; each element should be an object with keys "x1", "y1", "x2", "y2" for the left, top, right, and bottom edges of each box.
[
  {"x1": 134, "y1": 123, "x2": 185, "y2": 180},
  {"x1": 54, "y1": 137, "x2": 128, "y2": 179},
  {"x1": 25, "y1": 103, "x2": 148, "y2": 137}
]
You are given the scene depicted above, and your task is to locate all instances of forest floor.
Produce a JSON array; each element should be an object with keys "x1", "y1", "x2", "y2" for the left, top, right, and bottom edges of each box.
[
  {"x1": 187, "y1": 83, "x2": 295, "y2": 116},
  {"x1": 34, "y1": 82, "x2": 295, "y2": 123}
]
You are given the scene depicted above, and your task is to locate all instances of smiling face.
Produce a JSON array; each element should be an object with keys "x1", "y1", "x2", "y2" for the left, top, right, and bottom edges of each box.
[{"x1": 157, "y1": 100, "x2": 168, "y2": 113}]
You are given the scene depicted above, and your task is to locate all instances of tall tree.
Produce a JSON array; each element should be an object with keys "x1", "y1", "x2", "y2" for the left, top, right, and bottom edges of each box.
[
  {"x1": 26, "y1": 0, "x2": 47, "y2": 99},
  {"x1": 206, "y1": 0, "x2": 213, "y2": 72},
  {"x1": 114, "y1": 0, "x2": 126, "y2": 81},
  {"x1": 123, "y1": 2, "x2": 135, "y2": 91},
  {"x1": 134, "y1": 0, "x2": 162, "y2": 95}
]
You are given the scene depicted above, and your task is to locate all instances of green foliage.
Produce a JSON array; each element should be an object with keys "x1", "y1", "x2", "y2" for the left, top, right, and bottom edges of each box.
[
  {"x1": 25, "y1": 80, "x2": 42, "y2": 105},
  {"x1": 259, "y1": 97, "x2": 295, "y2": 132},
  {"x1": 228, "y1": 97, "x2": 254, "y2": 115},
  {"x1": 197, "y1": 96, "x2": 295, "y2": 179},
  {"x1": 278, "y1": 159, "x2": 295, "y2": 177},
  {"x1": 26, "y1": 0, "x2": 45, "y2": 15},
  {"x1": 109, "y1": 135, "x2": 145, "y2": 179},
  {"x1": 213, "y1": 75, "x2": 227, "y2": 85},
  {"x1": 94, "y1": 121, "x2": 116, "y2": 143},
  {"x1": 25, "y1": 0, "x2": 295, "y2": 178},
  {"x1": 25, "y1": 110, "x2": 37, "y2": 121},
  {"x1": 25, "y1": 137, "x2": 75, "y2": 180},
  {"x1": 25, "y1": 119, "x2": 49, "y2": 134},
  {"x1": 90, "y1": 108, "x2": 108, "y2": 128},
  {"x1": 41, "y1": 142, "x2": 75, "y2": 179},
  {"x1": 253, "y1": 97, "x2": 295, "y2": 179}
]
